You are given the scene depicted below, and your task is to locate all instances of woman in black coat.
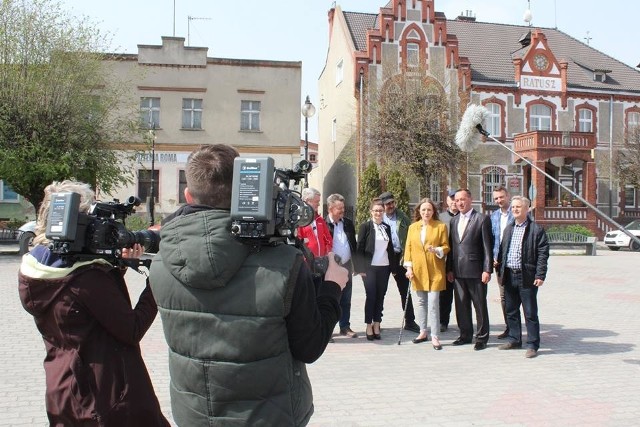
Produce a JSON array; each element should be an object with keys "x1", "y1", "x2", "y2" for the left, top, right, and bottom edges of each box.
[{"x1": 355, "y1": 198, "x2": 396, "y2": 340}]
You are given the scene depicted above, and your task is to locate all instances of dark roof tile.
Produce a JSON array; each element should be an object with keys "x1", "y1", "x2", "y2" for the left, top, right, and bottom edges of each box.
[{"x1": 341, "y1": 11, "x2": 640, "y2": 93}]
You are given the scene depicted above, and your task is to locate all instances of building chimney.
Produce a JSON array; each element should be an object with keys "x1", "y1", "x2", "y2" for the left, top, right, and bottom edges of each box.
[{"x1": 456, "y1": 9, "x2": 476, "y2": 22}]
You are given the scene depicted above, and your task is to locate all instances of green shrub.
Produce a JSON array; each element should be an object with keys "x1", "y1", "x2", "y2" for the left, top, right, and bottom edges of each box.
[
  {"x1": 545, "y1": 224, "x2": 594, "y2": 236},
  {"x1": 125, "y1": 214, "x2": 160, "y2": 231}
]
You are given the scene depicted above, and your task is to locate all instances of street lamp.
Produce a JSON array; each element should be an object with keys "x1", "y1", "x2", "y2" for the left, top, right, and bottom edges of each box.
[
  {"x1": 301, "y1": 95, "x2": 316, "y2": 163},
  {"x1": 148, "y1": 123, "x2": 157, "y2": 227}
]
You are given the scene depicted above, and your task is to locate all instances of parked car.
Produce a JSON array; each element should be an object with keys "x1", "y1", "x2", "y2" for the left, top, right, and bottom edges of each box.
[
  {"x1": 604, "y1": 220, "x2": 640, "y2": 251},
  {"x1": 18, "y1": 220, "x2": 36, "y2": 255}
]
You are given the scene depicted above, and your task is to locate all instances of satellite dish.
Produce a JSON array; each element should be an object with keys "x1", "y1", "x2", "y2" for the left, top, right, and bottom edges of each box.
[{"x1": 523, "y1": 9, "x2": 532, "y2": 24}]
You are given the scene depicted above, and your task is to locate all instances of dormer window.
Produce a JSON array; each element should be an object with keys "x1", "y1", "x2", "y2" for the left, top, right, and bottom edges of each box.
[{"x1": 593, "y1": 69, "x2": 611, "y2": 82}]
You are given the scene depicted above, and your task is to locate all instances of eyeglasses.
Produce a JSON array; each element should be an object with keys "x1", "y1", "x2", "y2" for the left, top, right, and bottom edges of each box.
[{"x1": 371, "y1": 209, "x2": 384, "y2": 213}]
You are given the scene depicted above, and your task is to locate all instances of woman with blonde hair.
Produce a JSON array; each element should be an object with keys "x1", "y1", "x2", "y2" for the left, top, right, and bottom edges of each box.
[
  {"x1": 18, "y1": 180, "x2": 169, "y2": 426},
  {"x1": 404, "y1": 198, "x2": 450, "y2": 350}
]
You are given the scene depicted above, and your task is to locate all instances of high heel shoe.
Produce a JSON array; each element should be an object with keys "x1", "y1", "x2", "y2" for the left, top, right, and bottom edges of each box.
[
  {"x1": 372, "y1": 322, "x2": 381, "y2": 340},
  {"x1": 366, "y1": 324, "x2": 375, "y2": 341},
  {"x1": 432, "y1": 337, "x2": 443, "y2": 350}
]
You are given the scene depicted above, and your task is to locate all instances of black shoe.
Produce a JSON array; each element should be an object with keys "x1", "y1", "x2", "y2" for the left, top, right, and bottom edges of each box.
[
  {"x1": 474, "y1": 342, "x2": 487, "y2": 351},
  {"x1": 373, "y1": 323, "x2": 381, "y2": 340},
  {"x1": 497, "y1": 330, "x2": 509, "y2": 339},
  {"x1": 412, "y1": 336, "x2": 429, "y2": 344},
  {"x1": 452, "y1": 338, "x2": 471, "y2": 346},
  {"x1": 404, "y1": 322, "x2": 420, "y2": 333},
  {"x1": 440, "y1": 325, "x2": 448, "y2": 333},
  {"x1": 498, "y1": 341, "x2": 522, "y2": 350},
  {"x1": 366, "y1": 333, "x2": 375, "y2": 341}
]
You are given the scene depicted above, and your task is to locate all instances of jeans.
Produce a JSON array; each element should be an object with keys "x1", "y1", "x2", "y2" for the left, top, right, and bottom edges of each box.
[
  {"x1": 504, "y1": 269, "x2": 540, "y2": 350},
  {"x1": 413, "y1": 290, "x2": 440, "y2": 338}
]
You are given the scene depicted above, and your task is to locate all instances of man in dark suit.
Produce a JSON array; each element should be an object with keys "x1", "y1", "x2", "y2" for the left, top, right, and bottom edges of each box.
[
  {"x1": 326, "y1": 193, "x2": 358, "y2": 338},
  {"x1": 446, "y1": 189, "x2": 494, "y2": 351}
]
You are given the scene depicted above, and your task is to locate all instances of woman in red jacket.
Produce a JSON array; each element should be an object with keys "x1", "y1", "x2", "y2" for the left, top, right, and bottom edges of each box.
[{"x1": 18, "y1": 180, "x2": 169, "y2": 427}]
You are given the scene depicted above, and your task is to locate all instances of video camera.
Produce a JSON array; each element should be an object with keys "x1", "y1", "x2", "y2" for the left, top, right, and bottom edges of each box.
[
  {"x1": 229, "y1": 157, "x2": 336, "y2": 277},
  {"x1": 45, "y1": 192, "x2": 160, "y2": 269}
]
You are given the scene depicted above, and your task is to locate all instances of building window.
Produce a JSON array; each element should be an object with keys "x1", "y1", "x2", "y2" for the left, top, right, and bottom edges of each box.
[
  {"x1": 625, "y1": 186, "x2": 637, "y2": 208},
  {"x1": 530, "y1": 104, "x2": 552, "y2": 131},
  {"x1": 332, "y1": 117, "x2": 337, "y2": 142},
  {"x1": 426, "y1": 174, "x2": 441, "y2": 205},
  {"x1": 178, "y1": 170, "x2": 187, "y2": 204},
  {"x1": 407, "y1": 43, "x2": 419, "y2": 67},
  {"x1": 140, "y1": 97, "x2": 160, "y2": 128},
  {"x1": 482, "y1": 166, "x2": 506, "y2": 205},
  {"x1": 241, "y1": 100, "x2": 261, "y2": 131},
  {"x1": 0, "y1": 180, "x2": 19, "y2": 202},
  {"x1": 336, "y1": 59, "x2": 344, "y2": 85},
  {"x1": 486, "y1": 103, "x2": 501, "y2": 137},
  {"x1": 309, "y1": 153, "x2": 317, "y2": 163},
  {"x1": 138, "y1": 169, "x2": 159, "y2": 203},
  {"x1": 627, "y1": 111, "x2": 640, "y2": 138},
  {"x1": 182, "y1": 98, "x2": 202, "y2": 129},
  {"x1": 577, "y1": 108, "x2": 593, "y2": 132}
]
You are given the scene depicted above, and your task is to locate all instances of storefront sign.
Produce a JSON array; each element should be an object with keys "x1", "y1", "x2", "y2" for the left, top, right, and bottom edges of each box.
[{"x1": 136, "y1": 152, "x2": 190, "y2": 163}]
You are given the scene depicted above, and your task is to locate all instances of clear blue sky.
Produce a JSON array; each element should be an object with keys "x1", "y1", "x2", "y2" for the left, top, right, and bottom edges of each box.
[{"x1": 59, "y1": 0, "x2": 640, "y2": 141}]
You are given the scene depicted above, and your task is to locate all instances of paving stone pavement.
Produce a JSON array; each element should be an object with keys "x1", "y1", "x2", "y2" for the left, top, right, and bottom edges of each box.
[{"x1": 1, "y1": 248, "x2": 639, "y2": 426}]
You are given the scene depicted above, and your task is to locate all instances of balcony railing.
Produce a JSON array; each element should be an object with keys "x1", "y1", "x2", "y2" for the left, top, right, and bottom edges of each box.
[
  {"x1": 542, "y1": 206, "x2": 588, "y2": 221},
  {"x1": 514, "y1": 131, "x2": 596, "y2": 152}
]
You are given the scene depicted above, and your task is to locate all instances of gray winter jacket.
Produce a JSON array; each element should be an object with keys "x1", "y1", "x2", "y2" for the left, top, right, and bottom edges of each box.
[{"x1": 150, "y1": 209, "x2": 316, "y2": 426}]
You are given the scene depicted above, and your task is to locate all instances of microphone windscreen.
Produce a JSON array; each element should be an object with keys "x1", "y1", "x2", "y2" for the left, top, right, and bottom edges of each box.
[{"x1": 455, "y1": 104, "x2": 490, "y2": 152}]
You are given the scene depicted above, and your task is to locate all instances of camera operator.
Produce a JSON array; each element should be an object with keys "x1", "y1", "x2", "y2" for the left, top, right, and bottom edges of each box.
[
  {"x1": 149, "y1": 144, "x2": 348, "y2": 426},
  {"x1": 18, "y1": 180, "x2": 169, "y2": 426}
]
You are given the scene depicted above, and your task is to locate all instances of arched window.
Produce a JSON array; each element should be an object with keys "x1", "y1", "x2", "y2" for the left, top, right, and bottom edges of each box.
[
  {"x1": 482, "y1": 166, "x2": 506, "y2": 205},
  {"x1": 530, "y1": 104, "x2": 552, "y2": 131}
]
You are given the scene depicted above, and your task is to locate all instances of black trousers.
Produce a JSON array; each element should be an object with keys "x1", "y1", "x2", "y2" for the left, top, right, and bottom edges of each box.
[
  {"x1": 363, "y1": 265, "x2": 391, "y2": 324},
  {"x1": 390, "y1": 262, "x2": 415, "y2": 322},
  {"x1": 439, "y1": 279, "x2": 454, "y2": 326},
  {"x1": 453, "y1": 277, "x2": 490, "y2": 343}
]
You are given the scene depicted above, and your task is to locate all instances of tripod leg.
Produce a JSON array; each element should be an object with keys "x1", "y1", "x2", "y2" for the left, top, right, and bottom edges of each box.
[{"x1": 397, "y1": 281, "x2": 413, "y2": 345}]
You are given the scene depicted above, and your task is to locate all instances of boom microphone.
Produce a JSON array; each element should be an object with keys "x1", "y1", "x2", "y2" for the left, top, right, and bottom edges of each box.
[
  {"x1": 455, "y1": 104, "x2": 490, "y2": 152},
  {"x1": 454, "y1": 103, "x2": 640, "y2": 247}
]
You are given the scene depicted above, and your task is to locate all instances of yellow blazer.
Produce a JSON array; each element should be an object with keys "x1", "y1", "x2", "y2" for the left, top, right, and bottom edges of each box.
[{"x1": 404, "y1": 219, "x2": 450, "y2": 292}]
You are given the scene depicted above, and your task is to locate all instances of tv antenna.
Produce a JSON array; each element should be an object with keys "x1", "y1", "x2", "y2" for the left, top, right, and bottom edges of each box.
[
  {"x1": 188, "y1": 15, "x2": 211, "y2": 46},
  {"x1": 584, "y1": 31, "x2": 592, "y2": 46}
]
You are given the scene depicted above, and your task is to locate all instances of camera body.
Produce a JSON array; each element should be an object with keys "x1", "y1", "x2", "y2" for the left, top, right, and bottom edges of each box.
[
  {"x1": 230, "y1": 157, "x2": 333, "y2": 277},
  {"x1": 230, "y1": 157, "x2": 314, "y2": 240},
  {"x1": 46, "y1": 192, "x2": 160, "y2": 266}
]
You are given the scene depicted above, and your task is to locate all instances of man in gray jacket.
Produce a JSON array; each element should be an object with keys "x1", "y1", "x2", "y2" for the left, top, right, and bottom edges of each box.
[{"x1": 150, "y1": 144, "x2": 348, "y2": 426}]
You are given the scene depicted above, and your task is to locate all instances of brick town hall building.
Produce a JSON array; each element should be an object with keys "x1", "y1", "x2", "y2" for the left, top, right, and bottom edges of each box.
[{"x1": 317, "y1": 0, "x2": 640, "y2": 238}]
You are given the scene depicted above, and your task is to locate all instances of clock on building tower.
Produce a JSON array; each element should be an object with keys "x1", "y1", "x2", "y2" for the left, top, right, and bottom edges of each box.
[{"x1": 533, "y1": 53, "x2": 549, "y2": 71}]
